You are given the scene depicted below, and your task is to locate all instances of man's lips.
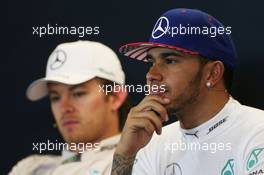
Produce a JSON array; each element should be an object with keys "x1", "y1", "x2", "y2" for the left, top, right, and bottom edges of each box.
[
  {"x1": 149, "y1": 89, "x2": 168, "y2": 96},
  {"x1": 62, "y1": 119, "x2": 80, "y2": 127}
]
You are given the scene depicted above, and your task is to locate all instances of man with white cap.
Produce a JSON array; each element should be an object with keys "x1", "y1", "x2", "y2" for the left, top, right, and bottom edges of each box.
[
  {"x1": 111, "y1": 8, "x2": 264, "y2": 175},
  {"x1": 9, "y1": 40, "x2": 129, "y2": 175}
]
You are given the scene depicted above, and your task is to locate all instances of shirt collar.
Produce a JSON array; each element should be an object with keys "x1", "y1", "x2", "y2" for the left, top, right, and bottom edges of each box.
[
  {"x1": 62, "y1": 149, "x2": 77, "y2": 161},
  {"x1": 98, "y1": 134, "x2": 120, "y2": 151},
  {"x1": 180, "y1": 97, "x2": 238, "y2": 140},
  {"x1": 61, "y1": 134, "x2": 120, "y2": 160}
]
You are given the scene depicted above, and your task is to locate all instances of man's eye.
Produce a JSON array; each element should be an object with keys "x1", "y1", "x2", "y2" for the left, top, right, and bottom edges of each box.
[
  {"x1": 73, "y1": 91, "x2": 86, "y2": 97},
  {"x1": 145, "y1": 57, "x2": 154, "y2": 63},
  {"x1": 49, "y1": 96, "x2": 60, "y2": 102},
  {"x1": 165, "y1": 59, "x2": 178, "y2": 64}
]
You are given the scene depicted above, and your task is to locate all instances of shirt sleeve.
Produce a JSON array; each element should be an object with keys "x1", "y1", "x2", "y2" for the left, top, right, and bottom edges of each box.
[
  {"x1": 8, "y1": 155, "x2": 60, "y2": 175},
  {"x1": 8, "y1": 155, "x2": 37, "y2": 175}
]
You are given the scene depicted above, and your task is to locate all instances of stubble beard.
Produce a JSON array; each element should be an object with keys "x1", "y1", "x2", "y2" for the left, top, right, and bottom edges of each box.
[{"x1": 166, "y1": 67, "x2": 204, "y2": 119}]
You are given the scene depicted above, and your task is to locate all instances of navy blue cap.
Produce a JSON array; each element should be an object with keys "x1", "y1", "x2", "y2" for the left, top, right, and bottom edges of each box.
[{"x1": 119, "y1": 8, "x2": 237, "y2": 70}]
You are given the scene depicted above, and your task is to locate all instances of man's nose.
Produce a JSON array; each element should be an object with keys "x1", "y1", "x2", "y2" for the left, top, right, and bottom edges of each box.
[
  {"x1": 146, "y1": 64, "x2": 163, "y2": 83},
  {"x1": 60, "y1": 97, "x2": 74, "y2": 114}
]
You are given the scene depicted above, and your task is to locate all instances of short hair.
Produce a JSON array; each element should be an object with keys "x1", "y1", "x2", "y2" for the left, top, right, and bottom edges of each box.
[{"x1": 97, "y1": 78, "x2": 132, "y2": 131}]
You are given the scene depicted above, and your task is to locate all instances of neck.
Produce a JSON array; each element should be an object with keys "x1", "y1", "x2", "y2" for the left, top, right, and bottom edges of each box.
[
  {"x1": 102, "y1": 111, "x2": 120, "y2": 138},
  {"x1": 70, "y1": 112, "x2": 120, "y2": 153},
  {"x1": 177, "y1": 91, "x2": 230, "y2": 129}
]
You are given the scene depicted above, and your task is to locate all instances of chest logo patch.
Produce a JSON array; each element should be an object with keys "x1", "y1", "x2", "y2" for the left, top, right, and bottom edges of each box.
[
  {"x1": 164, "y1": 163, "x2": 182, "y2": 175},
  {"x1": 221, "y1": 159, "x2": 235, "y2": 175},
  {"x1": 88, "y1": 168, "x2": 101, "y2": 175},
  {"x1": 247, "y1": 148, "x2": 264, "y2": 171}
]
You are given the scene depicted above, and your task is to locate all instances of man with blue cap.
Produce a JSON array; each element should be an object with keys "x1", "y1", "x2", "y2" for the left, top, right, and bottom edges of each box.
[{"x1": 111, "y1": 8, "x2": 264, "y2": 175}]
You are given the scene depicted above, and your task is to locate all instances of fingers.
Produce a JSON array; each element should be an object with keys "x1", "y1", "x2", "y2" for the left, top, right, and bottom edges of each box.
[
  {"x1": 131, "y1": 110, "x2": 163, "y2": 135},
  {"x1": 115, "y1": 95, "x2": 170, "y2": 157},
  {"x1": 130, "y1": 117, "x2": 157, "y2": 136},
  {"x1": 139, "y1": 95, "x2": 170, "y2": 106},
  {"x1": 125, "y1": 95, "x2": 171, "y2": 136},
  {"x1": 143, "y1": 103, "x2": 168, "y2": 122},
  {"x1": 134, "y1": 95, "x2": 170, "y2": 122}
]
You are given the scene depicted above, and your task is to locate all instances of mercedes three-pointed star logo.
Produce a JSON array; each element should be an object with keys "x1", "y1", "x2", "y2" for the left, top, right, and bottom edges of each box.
[
  {"x1": 164, "y1": 163, "x2": 182, "y2": 175},
  {"x1": 152, "y1": 16, "x2": 170, "y2": 39},
  {"x1": 49, "y1": 49, "x2": 67, "y2": 70}
]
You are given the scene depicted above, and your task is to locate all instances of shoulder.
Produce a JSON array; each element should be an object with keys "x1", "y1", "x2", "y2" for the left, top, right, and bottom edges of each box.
[
  {"x1": 240, "y1": 104, "x2": 264, "y2": 120},
  {"x1": 19, "y1": 154, "x2": 61, "y2": 164},
  {"x1": 230, "y1": 101, "x2": 264, "y2": 172},
  {"x1": 234, "y1": 101, "x2": 264, "y2": 131},
  {"x1": 8, "y1": 154, "x2": 61, "y2": 174},
  {"x1": 227, "y1": 100, "x2": 264, "y2": 147}
]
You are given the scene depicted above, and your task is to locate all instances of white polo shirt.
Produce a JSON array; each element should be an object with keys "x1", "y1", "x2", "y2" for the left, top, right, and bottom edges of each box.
[
  {"x1": 9, "y1": 135, "x2": 120, "y2": 175},
  {"x1": 132, "y1": 98, "x2": 264, "y2": 175}
]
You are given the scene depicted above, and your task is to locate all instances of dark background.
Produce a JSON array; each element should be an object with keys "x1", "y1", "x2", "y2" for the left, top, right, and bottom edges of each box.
[{"x1": 6, "y1": 0, "x2": 264, "y2": 174}]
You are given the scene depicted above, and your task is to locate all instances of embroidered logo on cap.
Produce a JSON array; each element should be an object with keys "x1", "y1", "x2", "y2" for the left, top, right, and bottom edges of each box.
[{"x1": 49, "y1": 49, "x2": 67, "y2": 70}]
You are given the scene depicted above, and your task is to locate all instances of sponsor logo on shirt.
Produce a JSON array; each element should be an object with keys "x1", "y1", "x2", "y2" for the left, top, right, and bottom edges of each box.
[
  {"x1": 88, "y1": 168, "x2": 101, "y2": 175},
  {"x1": 164, "y1": 162, "x2": 182, "y2": 175},
  {"x1": 185, "y1": 130, "x2": 199, "y2": 138},
  {"x1": 248, "y1": 168, "x2": 264, "y2": 175},
  {"x1": 247, "y1": 148, "x2": 264, "y2": 171},
  {"x1": 207, "y1": 117, "x2": 227, "y2": 135},
  {"x1": 221, "y1": 159, "x2": 235, "y2": 175}
]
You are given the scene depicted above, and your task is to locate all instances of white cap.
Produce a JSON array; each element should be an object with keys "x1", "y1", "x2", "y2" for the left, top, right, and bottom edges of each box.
[{"x1": 26, "y1": 40, "x2": 125, "y2": 101}]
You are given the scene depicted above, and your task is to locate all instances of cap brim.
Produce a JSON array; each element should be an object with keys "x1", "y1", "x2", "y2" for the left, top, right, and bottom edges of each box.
[
  {"x1": 119, "y1": 42, "x2": 199, "y2": 61},
  {"x1": 26, "y1": 75, "x2": 95, "y2": 101}
]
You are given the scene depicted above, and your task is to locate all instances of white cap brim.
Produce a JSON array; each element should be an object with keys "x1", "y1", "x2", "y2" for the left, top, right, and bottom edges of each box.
[{"x1": 26, "y1": 74, "x2": 95, "y2": 101}]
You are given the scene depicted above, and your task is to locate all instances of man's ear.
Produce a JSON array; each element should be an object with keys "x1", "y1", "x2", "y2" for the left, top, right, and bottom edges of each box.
[
  {"x1": 204, "y1": 61, "x2": 225, "y2": 87},
  {"x1": 109, "y1": 87, "x2": 128, "y2": 111}
]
